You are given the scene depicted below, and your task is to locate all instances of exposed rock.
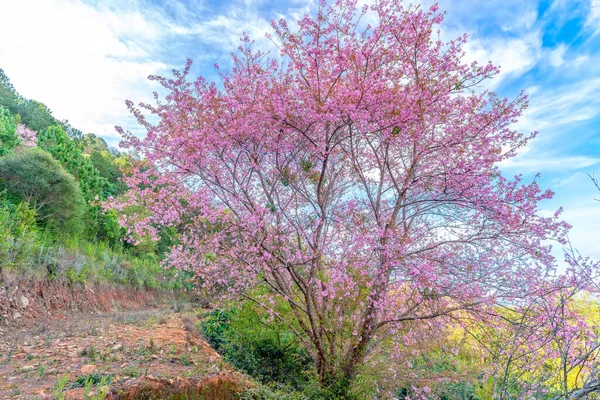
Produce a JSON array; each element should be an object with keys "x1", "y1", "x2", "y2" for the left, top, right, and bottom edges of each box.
[
  {"x1": 111, "y1": 343, "x2": 123, "y2": 352},
  {"x1": 19, "y1": 295, "x2": 30, "y2": 309},
  {"x1": 21, "y1": 345, "x2": 35, "y2": 354},
  {"x1": 68, "y1": 347, "x2": 82, "y2": 358},
  {"x1": 20, "y1": 365, "x2": 36, "y2": 372},
  {"x1": 80, "y1": 364, "x2": 97, "y2": 374}
]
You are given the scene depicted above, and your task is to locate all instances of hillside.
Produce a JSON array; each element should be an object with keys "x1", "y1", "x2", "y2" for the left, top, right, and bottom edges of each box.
[{"x1": 0, "y1": 68, "x2": 185, "y2": 296}]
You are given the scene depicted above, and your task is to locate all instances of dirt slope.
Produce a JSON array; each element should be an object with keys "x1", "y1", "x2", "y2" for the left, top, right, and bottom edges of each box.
[{"x1": 0, "y1": 286, "x2": 249, "y2": 399}]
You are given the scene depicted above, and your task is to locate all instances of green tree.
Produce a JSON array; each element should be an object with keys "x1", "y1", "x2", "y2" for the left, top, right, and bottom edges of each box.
[
  {"x1": 0, "y1": 148, "x2": 85, "y2": 237},
  {"x1": 0, "y1": 105, "x2": 19, "y2": 155},
  {"x1": 37, "y1": 126, "x2": 124, "y2": 241},
  {"x1": 14, "y1": 99, "x2": 60, "y2": 132},
  {"x1": 37, "y1": 125, "x2": 113, "y2": 199},
  {"x1": 0, "y1": 69, "x2": 20, "y2": 112}
]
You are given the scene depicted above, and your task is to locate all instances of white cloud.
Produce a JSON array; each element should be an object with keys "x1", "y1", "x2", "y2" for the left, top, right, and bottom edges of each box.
[
  {"x1": 0, "y1": 0, "x2": 169, "y2": 143},
  {"x1": 572, "y1": 53, "x2": 591, "y2": 66},
  {"x1": 499, "y1": 9, "x2": 538, "y2": 32},
  {"x1": 587, "y1": 0, "x2": 600, "y2": 33},
  {"x1": 167, "y1": 13, "x2": 274, "y2": 52},
  {"x1": 500, "y1": 155, "x2": 600, "y2": 172},
  {"x1": 513, "y1": 78, "x2": 600, "y2": 135},
  {"x1": 0, "y1": 0, "x2": 322, "y2": 145},
  {"x1": 541, "y1": 170, "x2": 600, "y2": 266},
  {"x1": 462, "y1": 32, "x2": 542, "y2": 88},
  {"x1": 548, "y1": 43, "x2": 568, "y2": 67},
  {"x1": 550, "y1": 189, "x2": 600, "y2": 262},
  {"x1": 499, "y1": 77, "x2": 600, "y2": 179}
]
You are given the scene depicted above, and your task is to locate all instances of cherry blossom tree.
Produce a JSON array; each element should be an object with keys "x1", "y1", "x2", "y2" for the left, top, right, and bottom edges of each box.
[
  {"x1": 113, "y1": 0, "x2": 583, "y2": 392},
  {"x1": 16, "y1": 124, "x2": 37, "y2": 147}
]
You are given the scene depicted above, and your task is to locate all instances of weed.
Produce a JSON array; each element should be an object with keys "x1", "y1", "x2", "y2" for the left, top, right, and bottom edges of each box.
[
  {"x1": 71, "y1": 373, "x2": 113, "y2": 388},
  {"x1": 180, "y1": 353, "x2": 192, "y2": 366},
  {"x1": 53, "y1": 374, "x2": 70, "y2": 400},
  {"x1": 70, "y1": 373, "x2": 112, "y2": 400},
  {"x1": 122, "y1": 365, "x2": 142, "y2": 377},
  {"x1": 38, "y1": 364, "x2": 47, "y2": 378}
]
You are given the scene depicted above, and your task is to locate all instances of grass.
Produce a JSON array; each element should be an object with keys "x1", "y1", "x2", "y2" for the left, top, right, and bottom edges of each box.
[
  {"x1": 179, "y1": 354, "x2": 192, "y2": 366},
  {"x1": 0, "y1": 200, "x2": 184, "y2": 290},
  {"x1": 122, "y1": 365, "x2": 142, "y2": 377},
  {"x1": 53, "y1": 374, "x2": 69, "y2": 400}
]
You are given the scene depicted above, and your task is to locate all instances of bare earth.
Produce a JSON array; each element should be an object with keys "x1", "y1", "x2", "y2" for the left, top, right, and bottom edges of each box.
[{"x1": 0, "y1": 305, "x2": 248, "y2": 399}]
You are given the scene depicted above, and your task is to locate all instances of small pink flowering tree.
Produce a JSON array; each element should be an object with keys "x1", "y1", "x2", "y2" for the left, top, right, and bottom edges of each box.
[
  {"x1": 16, "y1": 124, "x2": 37, "y2": 147},
  {"x1": 114, "y1": 0, "x2": 577, "y2": 390}
]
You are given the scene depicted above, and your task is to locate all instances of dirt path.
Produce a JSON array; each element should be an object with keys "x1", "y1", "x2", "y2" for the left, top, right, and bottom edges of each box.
[{"x1": 0, "y1": 305, "x2": 248, "y2": 399}]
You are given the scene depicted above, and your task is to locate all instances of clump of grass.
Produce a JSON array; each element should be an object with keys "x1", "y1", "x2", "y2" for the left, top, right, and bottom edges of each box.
[
  {"x1": 122, "y1": 365, "x2": 142, "y2": 377},
  {"x1": 71, "y1": 373, "x2": 113, "y2": 388},
  {"x1": 180, "y1": 353, "x2": 192, "y2": 366},
  {"x1": 53, "y1": 374, "x2": 70, "y2": 400}
]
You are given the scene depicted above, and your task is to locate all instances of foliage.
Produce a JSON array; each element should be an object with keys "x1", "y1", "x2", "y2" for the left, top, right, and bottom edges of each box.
[
  {"x1": 0, "y1": 69, "x2": 65, "y2": 134},
  {"x1": 0, "y1": 105, "x2": 19, "y2": 155},
  {"x1": 0, "y1": 69, "x2": 179, "y2": 308},
  {"x1": 200, "y1": 303, "x2": 313, "y2": 390},
  {"x1": 0, "y1": 148, "x2": 85, "y2": 236},
  {"x1": 0, "y1": 198, "x2": 175, "y2": 288},
  {"x1": 71, "y1": 373, "x2": 113, "y2": 388},
  {"x1": 0, "y1": 69, "x2": 20, "y2": 116},
  {"x1": 53, "y1": 374, "x2": 70, "y2": 400},
  {"x1": 0, "y1": 188, "x2": 186, "y2": 289},
  {"x1": 13, "y1": 99, "x2": 59, "y2": 132},
  {"x1": 37, "y1": 125, "x2": 124, "y2": 242},
  {"x1": 0, "y1": 69, "x2": 126, "y2": 244},
  {"x1": 37, "y1": 125, "x2": 113, "y2": 199}
]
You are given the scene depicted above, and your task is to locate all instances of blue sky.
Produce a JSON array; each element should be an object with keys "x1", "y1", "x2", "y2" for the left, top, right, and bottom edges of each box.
[{"x1": 0, "y1": 0, "x2": 598, "y2": 261}]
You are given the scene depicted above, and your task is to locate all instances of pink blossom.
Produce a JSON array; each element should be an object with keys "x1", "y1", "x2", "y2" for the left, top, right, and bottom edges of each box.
[
  {"x1": 16, "y1": 124, "x2": 37, "y2": 147},
  {"x1": 108, "y1": 0, "x2": 598, "y2": 393}
]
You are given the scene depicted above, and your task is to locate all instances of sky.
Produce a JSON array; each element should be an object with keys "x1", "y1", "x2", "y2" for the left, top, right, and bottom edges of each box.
[{"x1": 0, "y1": 0, "x2": 598, "y2": 262}]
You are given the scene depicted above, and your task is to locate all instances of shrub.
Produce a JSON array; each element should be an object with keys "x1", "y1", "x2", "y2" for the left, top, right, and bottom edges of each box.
[
  {"x1": 200, "y1": 304, "x2": 313, "y2": 390},
  {"x1": 0, "y1": 148, "x2": 85, "y2": 237}
]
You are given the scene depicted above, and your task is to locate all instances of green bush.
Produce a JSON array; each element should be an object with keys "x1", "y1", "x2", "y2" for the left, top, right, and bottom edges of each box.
[
  {"x1": 200, "y1": 304, "x2": 313, "y2": 390},
  {"x1": 0, "y1": 148, "x2": 85, "y2": 237},
  {"x1": 437, "y1": 382, "x2": 479, "y2": 400}
]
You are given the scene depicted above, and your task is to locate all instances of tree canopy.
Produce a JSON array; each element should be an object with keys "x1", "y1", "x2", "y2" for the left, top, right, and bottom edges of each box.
[
  {"x1": 113, "y1": 1, "x2": 599, "y2": 396},
  {"x1": 0, "y1": 105, "x2": 19, "y2": 156},
  {"x1": 0, "y1": 148, "x2": 85, "y2": 236}
]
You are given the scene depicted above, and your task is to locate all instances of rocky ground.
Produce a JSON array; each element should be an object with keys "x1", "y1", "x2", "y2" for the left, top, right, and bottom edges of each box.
[{"x1": 0, "y1": 296, "x2": 248, "y2": 399}]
